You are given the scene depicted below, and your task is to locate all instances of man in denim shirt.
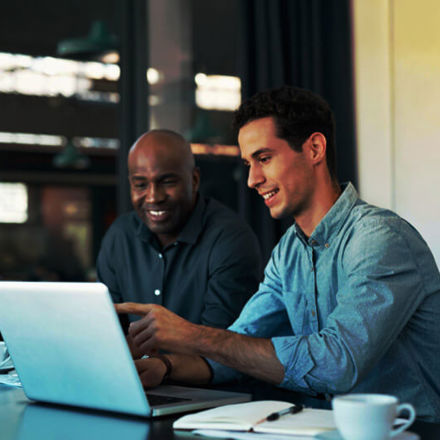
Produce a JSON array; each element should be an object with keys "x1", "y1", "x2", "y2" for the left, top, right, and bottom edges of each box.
[{"x1": 117, "y1": 87, "x2": 440, "y2": 421}]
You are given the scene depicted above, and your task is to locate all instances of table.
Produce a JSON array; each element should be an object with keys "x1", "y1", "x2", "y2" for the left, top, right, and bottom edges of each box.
[{"x1": 1, "y1": 385, "x2": 440, "y2": 440}]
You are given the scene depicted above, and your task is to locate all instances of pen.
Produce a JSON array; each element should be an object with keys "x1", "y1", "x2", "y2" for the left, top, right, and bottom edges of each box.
[{"x1": 266, "y1": 404, "x2": 304, "y2": 421}]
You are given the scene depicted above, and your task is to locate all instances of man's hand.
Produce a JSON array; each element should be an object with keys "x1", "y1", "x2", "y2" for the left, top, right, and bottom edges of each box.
[
  {"x1": 115, "y1": 302, "x2": 284, "y2": 385},
  {"x1": 134, "y1": 357, "x2": 167, "y2": 389},
  {"x1": 115, "y1": 303, "x2": 197, "y2": 355},
  {"x1": 126, "y1": 333, "x2": 149, "y2": 359}
]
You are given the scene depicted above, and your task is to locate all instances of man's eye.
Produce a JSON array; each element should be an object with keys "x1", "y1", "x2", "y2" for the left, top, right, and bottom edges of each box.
[
  {"x1": 259, "y1": 155, "x2": 271, "y2": 163},
  {"x1": 131, "y1": 182, "x2": 146, "y2": 189},
  {"x1": 162, "y1": 179, "x2": 177, "y2": 185}
]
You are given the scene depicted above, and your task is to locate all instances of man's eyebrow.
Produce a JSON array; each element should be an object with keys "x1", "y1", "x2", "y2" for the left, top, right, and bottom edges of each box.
[
  {"x1": 241, "y1": 147, "x2": 274, "y2": 164},
  {"x1": 129, "y1": 172, "x2": 180, "y2": 180},
  {"x1": 129, "y1": 174, "x2": 144, "y2": 180},
  {"x1": 250, "y1": 147, "x2": 274, "y2": 159},
  {"x1": 157, "y1": 173, "x2": 180, "y2": 180}
]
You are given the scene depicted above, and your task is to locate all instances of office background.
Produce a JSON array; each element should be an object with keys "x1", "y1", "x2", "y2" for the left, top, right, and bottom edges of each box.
[{"x1": 0, "y1": 0, "x2": 438, "y2": 284}]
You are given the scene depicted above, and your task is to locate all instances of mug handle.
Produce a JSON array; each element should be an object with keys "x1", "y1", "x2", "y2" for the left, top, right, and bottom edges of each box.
[{"x1": 390, "y1": 403, "x2": 416, "y2": 437}]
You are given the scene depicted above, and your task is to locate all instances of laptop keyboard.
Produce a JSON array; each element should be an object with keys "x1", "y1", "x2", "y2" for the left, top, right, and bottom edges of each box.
[{"x1": 146, "y1": 393, "x2": 192, "y2": 407}]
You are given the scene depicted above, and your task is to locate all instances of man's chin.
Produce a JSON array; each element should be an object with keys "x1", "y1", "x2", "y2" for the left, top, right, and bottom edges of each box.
[
  {"x1": 145, "y1": 222, "x2": 172, "y2": 235},
  {"x1": 268, "y1": 206, "x2": 286, "y2": 220}
]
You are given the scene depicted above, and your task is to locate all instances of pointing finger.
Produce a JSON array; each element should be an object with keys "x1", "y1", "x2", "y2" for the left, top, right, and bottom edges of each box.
[{"x1": 115, "y1": 302, "x2": 152, "y2": 315}]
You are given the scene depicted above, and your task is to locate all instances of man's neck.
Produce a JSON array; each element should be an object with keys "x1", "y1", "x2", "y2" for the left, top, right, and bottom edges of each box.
[{"x1": 295, "y1": 180, "x2": 341, "y2": 237}]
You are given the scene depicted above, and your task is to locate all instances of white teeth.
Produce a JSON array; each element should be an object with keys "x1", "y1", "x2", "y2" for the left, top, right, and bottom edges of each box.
[
  {"x1": 150, "y1": 210, "x2": 166, "y2": 216},
  {"x1": 262, "y1": 190, "x2": 278, "y2": 200}
]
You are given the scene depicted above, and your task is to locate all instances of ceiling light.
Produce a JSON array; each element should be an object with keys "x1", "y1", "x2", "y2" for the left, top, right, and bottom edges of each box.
[
  {"x1": 52, "y1": 139, "x2": 91, "y2": 170},
  {"x1": 57, "y1": 20, "x2": 119, "y2": 62}
]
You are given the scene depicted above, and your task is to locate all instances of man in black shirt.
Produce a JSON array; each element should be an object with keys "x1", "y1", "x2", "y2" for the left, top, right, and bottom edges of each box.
[{"x1": 97, "y1": 129, "x2": 261, "y2": 331}]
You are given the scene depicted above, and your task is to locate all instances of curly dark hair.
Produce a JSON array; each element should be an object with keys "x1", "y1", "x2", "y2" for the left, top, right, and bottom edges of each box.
[{"x1": 233, "y1": 86, "x2": 337, "y2": 180}]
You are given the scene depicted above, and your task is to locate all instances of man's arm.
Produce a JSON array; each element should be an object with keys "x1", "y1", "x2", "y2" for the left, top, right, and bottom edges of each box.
[
  {"x1": 96, "y1": 225, "x2": 123, "y2": 304},
  {"x1": 200, "y1": 219, "x2": 262, "y2": 328},
  {"x1": 135, "y1": 354, "x2": 212, "y2": 388},
  {"x1": 118, "y1": 216, "x2": 438, "y2": 395},
  {"x1": 115, "y1": 302, "x2": 284, "y2": 385},
  {"x1": 96, "y1": 227, "x2": 133, "y2": 333}
]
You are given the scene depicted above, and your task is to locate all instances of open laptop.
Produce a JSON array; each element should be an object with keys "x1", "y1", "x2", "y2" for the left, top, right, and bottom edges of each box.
[{"x1": 0, "y1": 281, "x2": 251, "y2": 417}]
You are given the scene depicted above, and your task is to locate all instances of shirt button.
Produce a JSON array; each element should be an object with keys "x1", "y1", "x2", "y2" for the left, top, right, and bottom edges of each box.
[
  {"x1": 154, "y1": 289, "x2": 161, "y2": 296},
  {"x1": 325, "y1": 243, "x2": 330, "y2": 248},
  {"x1": 158, "y1": 253, "x2": 163, "y2": 259},
  {"x1": 311, "y1": 240, "x2": 318, "y2": 246},
  {"x1": 311, "y1": 310, "x2": 316, "y2": 317}
]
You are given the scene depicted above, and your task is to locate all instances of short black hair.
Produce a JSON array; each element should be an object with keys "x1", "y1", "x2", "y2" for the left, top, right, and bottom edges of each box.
[{"x1": 233, "y1": 86, "x2": 337, "y2": 180}]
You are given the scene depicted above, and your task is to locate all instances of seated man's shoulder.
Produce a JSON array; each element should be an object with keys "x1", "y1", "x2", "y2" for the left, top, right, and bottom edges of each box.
[
  {"x1": 348, "y1": 201, "x2": 411, "y2": 236},
  {"x1": 104, "y1": 211, "x2": 140, "y2": 239},
  {"x1": 200, "y1": 197, "x2": 261, "y2": 260},
  {"x1": 203, "y1": 197, "x2": 255, "y2": 233},
  {"x1": 343, "y1": 201, "x2": 437, "y2": 268}
]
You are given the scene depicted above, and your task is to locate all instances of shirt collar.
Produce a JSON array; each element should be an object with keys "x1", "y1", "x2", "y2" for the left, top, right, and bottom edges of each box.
[
  {"x1": 294, "y1": 182, "x2": 358, "y2": 246},
  {"x1": 135, "y1": 193, "x2": 205, "y2": 247}
]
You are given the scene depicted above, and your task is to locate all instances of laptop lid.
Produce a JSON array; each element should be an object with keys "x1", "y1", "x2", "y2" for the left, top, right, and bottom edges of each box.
[{"x1": 0, "y1": 282, "x2": 250, "y2": 417}]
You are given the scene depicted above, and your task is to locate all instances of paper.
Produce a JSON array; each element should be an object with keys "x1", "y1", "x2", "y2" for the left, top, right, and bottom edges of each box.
[
  {"x1": 174, "y1": 401, "x2": 293, "y2": 431},
  {"x1": 0, "y1": 370, "x2": 22, "y2": 387},
  {"x1": 174, "y1": 401, "x2": 336, "y2": 437},
  {"x1": 193, "y1": 429, "x2": 325, "y2": 439},
  {"x1": 0, "y1": 341, "x2": 14, "y2": 371},
  {"x1": 255, "y1": 409, "x2": 335, "y2": 436}
]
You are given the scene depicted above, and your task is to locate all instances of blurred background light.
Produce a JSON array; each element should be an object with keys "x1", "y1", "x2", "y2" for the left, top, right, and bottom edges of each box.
[{"x1": 0, "y1": 183, "x2": 28, "y2": 223}]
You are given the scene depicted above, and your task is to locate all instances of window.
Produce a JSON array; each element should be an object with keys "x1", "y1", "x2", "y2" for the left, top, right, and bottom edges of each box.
[{"x1": 0, "y1": 183, "x2": 28, "y2": 223}]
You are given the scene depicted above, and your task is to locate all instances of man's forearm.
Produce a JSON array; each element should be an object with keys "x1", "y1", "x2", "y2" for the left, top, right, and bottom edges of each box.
[
  {"x1": 167, "y1": 354, "x2": 212, "y2": 384},
  {"x1": 181, "y1": 325, "x2": 284, "y2": 385},
  {"x1": 116, "y1": 302, "x2": 285, "y2": 385}
]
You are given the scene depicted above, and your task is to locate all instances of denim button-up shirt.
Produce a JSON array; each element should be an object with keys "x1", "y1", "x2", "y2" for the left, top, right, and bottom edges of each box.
[{"x1": 209, "y1": 183, "x2": 440, "y2": 421}]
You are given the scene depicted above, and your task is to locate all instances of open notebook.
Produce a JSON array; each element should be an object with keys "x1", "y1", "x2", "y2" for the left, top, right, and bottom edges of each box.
[
  {"x1": 0, "y1": 281, "x2": 251, "y2": 417},
  {"x1": 173, "y1": 400, "x2": 336, "y2": 437}
]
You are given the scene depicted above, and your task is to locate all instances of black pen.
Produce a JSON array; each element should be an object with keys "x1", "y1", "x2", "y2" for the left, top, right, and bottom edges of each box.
[{"x1": 266, "y1": 404, "x2": 304, "y2": 421}]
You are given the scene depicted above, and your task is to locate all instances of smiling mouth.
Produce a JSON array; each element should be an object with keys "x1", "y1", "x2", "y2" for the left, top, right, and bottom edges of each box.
[
  {"x1": 145, "y1": 209, "x2": 171, "y2": 222},
  {"x1": 150, "y1": 210, "x2": 167, "y2": 216},
  {"x1": 261, "y1": 189, "x2": 279, "y2": 201}
]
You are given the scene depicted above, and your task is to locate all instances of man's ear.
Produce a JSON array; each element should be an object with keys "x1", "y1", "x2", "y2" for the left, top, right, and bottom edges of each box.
[
  {"x1": 307, "y1": 132, "x2": 327, "y2": 165},
  {"x1": 192, "y1": 167, "x2": 201, "y2": 192}
]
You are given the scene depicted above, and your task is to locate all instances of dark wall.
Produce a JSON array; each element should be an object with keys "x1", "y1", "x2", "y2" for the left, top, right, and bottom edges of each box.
[{"x1": 0, "y1": 0, "x2": 120, "y2": 57}]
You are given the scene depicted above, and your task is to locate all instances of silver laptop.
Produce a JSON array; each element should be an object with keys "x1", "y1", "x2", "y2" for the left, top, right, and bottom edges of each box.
[{"x1": 0, "y1": 281, "x2": 250, "y2": 417}]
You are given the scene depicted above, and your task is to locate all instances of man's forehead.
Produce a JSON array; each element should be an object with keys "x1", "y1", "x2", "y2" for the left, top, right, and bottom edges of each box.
[
  {"x1": 130, "y1": 136, "x2": 194, "y2": 170},
  {"x1": 128, "y1": 159, "x2": 185, "y2": 176}
]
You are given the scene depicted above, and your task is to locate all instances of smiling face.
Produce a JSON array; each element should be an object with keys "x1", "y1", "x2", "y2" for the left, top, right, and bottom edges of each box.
[
  {"x1": 128, "y1": 131, "x2": 199, "y2": 247},
  {"x1": 239, "y1": 117, "x2": 316, "y2": 221}
]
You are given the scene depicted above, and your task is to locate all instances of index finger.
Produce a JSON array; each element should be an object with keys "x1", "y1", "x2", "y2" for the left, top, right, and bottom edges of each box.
[{"x1": 114, "y1": 302, "x2": 152, "y2": 316}]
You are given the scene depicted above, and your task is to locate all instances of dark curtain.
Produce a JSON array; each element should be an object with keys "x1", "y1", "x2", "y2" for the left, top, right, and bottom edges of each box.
[{"x1": 236, "y1": 0, "x2": 357, "y2": 263}]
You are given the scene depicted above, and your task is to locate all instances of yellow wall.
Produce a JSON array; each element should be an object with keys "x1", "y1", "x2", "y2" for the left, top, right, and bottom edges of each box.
[{"x1": 353, "y1": 0, "x2": 440, "y2": 265}]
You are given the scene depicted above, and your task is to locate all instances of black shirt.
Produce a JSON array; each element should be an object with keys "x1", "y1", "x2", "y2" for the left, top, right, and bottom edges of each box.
[{"x1": 96, "y1": 196, "x2": 262, "y2": 328}]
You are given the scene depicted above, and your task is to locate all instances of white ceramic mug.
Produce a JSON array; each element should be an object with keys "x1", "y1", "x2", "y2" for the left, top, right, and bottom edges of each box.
[{"x1": 332, "y1": 393, "x2": 416, "y2": 440}]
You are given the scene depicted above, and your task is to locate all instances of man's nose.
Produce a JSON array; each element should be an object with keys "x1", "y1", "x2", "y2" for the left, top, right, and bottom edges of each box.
[
  {"x1": 247, "y1": 164, "x2": 265, "y2": 189},
  {"x1": 145, "y1": 183, "x2": 166, "y2": 203}
]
